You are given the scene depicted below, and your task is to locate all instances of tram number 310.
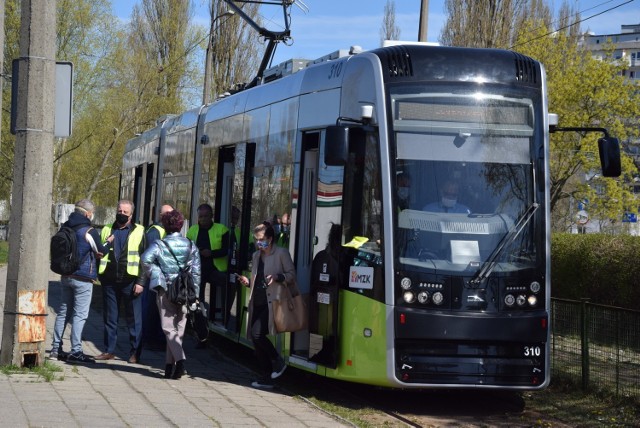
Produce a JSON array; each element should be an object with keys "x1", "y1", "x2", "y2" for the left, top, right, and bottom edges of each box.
[{"x1": 524, "y1": 346, "x2": 542, "y2": 357}]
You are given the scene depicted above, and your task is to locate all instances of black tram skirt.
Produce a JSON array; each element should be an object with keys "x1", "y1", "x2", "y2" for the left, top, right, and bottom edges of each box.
[{"x1": 394, "y1": 308, "x2": 547, "y2": 386}]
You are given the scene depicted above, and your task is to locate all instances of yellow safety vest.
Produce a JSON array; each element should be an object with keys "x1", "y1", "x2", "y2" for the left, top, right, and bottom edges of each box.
[
  {"x1": 99, "y1": 223, "x2": 145, "y2": 276},
  {"x1": 186, "y1": 223, "x2": 229, "y2": 272},
  {"x1": 148, "y1": 224, "x2": 166, "y2": 239}
]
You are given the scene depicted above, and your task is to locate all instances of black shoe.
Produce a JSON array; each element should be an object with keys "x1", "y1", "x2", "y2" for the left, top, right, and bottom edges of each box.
[
  {"x1": 164, "y1": 364, "x2": 174, "y2": 379},
  {"x1": 172, "y1": 360, "x2": 185, "y2": 379},
  {"x1": 67, "y1": 352, "x2": 96, "y2": 364},
  {"x1": 50, "y1": 349, "x2": 69, "y2": 361},
  {"x1": 195, "y1": 339, "x2": 207, "y2": 349}
]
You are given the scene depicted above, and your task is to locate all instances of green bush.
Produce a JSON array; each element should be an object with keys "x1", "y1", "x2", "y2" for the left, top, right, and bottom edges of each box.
[{"x1": 552, "y1": 233, "x2": 640, "y2": 309}]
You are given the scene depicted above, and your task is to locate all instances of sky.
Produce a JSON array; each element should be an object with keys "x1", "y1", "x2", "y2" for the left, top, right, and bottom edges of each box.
[{"x1": 112, "y1": 0, "x2": 639, "y2": 66}]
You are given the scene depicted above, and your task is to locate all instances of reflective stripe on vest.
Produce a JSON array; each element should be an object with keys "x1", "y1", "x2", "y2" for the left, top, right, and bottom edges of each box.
[{"x1": 99, "y1": 224, "x2": 145, "y2": 275}]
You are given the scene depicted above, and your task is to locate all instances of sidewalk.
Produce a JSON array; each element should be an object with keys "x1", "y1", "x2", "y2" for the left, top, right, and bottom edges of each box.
[{"x1": 0, "y1": 266, "x2": 349, "y2": 427}]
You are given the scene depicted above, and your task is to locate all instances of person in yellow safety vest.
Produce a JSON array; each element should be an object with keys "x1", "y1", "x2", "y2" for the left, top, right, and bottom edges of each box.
[
  {"x1": 186, "y1": 203, "x2": 229, "y2": 347},
  {"x1": 95, "y1": 200, "x2": 146, "y2": 364},
  {"x1": 142, "y1": 204, "x2": 174, "y2": 351}
]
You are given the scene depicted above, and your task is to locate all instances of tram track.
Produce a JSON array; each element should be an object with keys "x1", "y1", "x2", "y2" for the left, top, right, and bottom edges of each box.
[{"x1": 210, "y1": 335, "x2": 580, "y2": 427}]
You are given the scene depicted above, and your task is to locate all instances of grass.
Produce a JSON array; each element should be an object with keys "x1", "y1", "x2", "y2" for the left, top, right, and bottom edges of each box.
[
  {"x1": 524, "y1": 374, "x2": 640, "y2": 426},
  {"x1": 0, "y1": 360, "x2": 63, "y2": 382},
  {"x1": 0, "y1": 240, "x2": 8, "y2": 264}
]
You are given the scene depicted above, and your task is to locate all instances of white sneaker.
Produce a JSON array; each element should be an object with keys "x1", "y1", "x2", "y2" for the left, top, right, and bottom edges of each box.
[
  {"x1": 271, "y1": 357, "x2": 287, "y2": 379},
  {"x1": 251, "y1": 379, "x2": 274, "y2": 389}
]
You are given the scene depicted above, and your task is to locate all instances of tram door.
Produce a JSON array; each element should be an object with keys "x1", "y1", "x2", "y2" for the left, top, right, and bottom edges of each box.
[
  {"x1": 291, "y1": 137, "x2": 320, "y2": 357},
  {"x1": 212, "y1": 146, "x2": 235, "y2": 326},
  {"x1": 308, "y1": 131, "x2": 342, "y2": 368},
  {"x1": 132, "y1": 163, "x2": 155, "y2": 226}
]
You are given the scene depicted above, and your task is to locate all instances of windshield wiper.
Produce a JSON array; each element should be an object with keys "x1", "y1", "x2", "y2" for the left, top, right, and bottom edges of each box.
[{"x1": 469, "y1": 203, "x2": 539, "y2": 286}]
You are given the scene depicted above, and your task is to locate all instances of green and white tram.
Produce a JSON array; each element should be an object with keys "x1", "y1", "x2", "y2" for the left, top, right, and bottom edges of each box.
[{"x1": 120, "y1": 44, "x2": 620, "y2": 389}]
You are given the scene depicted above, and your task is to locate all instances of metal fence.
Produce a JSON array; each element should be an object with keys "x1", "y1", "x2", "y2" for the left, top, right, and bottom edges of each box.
[{"x1": 551, "y1": 298, "x2": 640, "y2": 400}]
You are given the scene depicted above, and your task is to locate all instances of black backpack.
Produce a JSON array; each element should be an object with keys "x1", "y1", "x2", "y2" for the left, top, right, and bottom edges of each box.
[
  {"x1": 50, "y1": 224, "x2": 90, "y2": 275},
  {"x1": 160, "y1": 241, "x2": 197, "y2": 306}
]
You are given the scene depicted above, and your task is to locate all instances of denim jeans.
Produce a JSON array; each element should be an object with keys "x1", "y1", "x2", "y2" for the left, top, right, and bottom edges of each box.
[
  {"x1": 101, "y1": 279, "x2": 143, "y2": 357},
  {"x1": 51, "y1": 277, "x2": 93, "y2": 354}
]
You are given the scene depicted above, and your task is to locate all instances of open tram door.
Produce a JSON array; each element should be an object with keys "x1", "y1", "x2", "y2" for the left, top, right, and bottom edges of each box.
[
  {"x1": 131, "y1": 162, "x2": 156, "y2": 226},
  {"x1": 292, "y1": 131, "x2": 342, "y2": 369}
]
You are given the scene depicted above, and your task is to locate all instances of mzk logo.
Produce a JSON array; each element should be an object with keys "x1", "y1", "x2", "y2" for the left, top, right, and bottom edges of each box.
[{"x1": 349, "y1": 266, "x2": 374, "y2": 290}]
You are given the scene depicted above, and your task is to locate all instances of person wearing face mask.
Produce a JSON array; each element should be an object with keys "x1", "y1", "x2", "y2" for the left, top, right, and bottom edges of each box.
[
  {"x1": 96, "y1": 199, "x2": 147, "y2": 363},
  {"x1": 422, "y1": 180, "x2": 471, "y2": 214},
  {"x1": 186, "y1": 203, "x2": 229, "y2": 346},
  {"x1": 50, "y1": 199, "x2": 107, "y2": 364},
  {"x1": 237, "y1": 221, "x2": 299, "y2": 389},
  {"x1": 276, "y1": 212, "x2": 291, "y2": 248}
]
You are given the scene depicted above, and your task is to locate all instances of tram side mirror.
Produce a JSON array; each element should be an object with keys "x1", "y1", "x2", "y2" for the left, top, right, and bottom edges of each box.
[
  {"x1": 598, "y1": 136, "x2": 621, "y2": 177},
  {"x1": 325, "y1": 126, "x2": 349, "y2": 166}
]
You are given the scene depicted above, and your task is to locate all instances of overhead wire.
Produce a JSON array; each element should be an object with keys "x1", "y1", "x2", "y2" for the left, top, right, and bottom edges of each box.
[{"x1": 510, "y1": 0, "x2": 635, "y2": 49}]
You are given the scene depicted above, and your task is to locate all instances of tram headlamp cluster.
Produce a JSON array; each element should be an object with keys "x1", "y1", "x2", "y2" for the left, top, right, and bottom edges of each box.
[
  {"x1": 399, "y1": 277, "x2": 444, "y2": 305},
  {"x1": 504, "y1": 281, "x2": 542, "y2": 309}
]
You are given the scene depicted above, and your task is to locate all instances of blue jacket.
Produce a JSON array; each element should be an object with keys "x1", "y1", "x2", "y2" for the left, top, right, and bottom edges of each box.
[
  {"x1": 140, "y1": 233, "x2": 201, "y2": 296},
  {"x1": 62, "y1": 212, "x2": 106, "y2": 281}
]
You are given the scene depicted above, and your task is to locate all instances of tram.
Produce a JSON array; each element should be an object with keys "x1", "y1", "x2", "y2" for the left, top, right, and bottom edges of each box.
[{"x1": 120, "y1": 43, "x2": 620, "y2": 389}]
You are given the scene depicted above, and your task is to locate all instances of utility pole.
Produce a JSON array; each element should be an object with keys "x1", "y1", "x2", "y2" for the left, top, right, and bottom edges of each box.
[
  {"x1": 418, "y1": 0, "x2": 429, "y2": 42},
  {"x1": 0, "y1": 0, "x2": 57, "y2": 367}
]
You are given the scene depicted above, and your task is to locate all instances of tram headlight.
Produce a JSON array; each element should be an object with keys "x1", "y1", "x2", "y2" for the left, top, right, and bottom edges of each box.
[
  {"x1": 504, "y1": 294, "x2": 515, "y2": 307},
  {"x1": 400, "y1": 277, "x2": 412, "y2": 290},
  {"x1": 403, "y1": 291, "x2": 416, "y2": 303},
  {"x1": 417, "y1": 291, "x2": 429, "y2": 304},
  {"x1": 528, "y1": 295, "x2": 537, "y2": 306},
  {"x1": 432, "y1": 291, "x2": 444, "y2": 305},
  {"x1": 530, "y1": 281, "x2": 541, "y2": 294},
  {"x1": 516, "y1": 294, "x2": 526, "y2": 306}
]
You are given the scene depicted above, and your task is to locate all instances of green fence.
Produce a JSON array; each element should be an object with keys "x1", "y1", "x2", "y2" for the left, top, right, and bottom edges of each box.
[{"x1": 551, "y1": 298, "x2": 640, "y2": 399}]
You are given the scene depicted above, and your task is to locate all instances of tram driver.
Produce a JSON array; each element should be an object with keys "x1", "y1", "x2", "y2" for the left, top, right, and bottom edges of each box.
[{"x1": 422, "y1": 180, "x2": 470, "y2": 214}]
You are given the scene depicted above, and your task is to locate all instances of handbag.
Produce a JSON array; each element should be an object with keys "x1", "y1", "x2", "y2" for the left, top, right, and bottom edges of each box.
[{"x1": 271, "y1": 282, "x2": 308, "y2": 333}]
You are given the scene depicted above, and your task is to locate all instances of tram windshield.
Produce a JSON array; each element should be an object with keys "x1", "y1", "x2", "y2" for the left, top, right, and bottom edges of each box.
[{"x1": 391, "y1": 84, "x2": 539, "y2": 273}]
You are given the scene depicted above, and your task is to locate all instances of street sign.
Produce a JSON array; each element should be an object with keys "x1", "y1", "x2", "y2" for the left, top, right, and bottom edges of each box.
[
  {"x1": 623, "y1": 212, "x2": 637, "y2": 223},
  {"x1": 576, "y1": 210, "x2": 589, "y2": 225}
]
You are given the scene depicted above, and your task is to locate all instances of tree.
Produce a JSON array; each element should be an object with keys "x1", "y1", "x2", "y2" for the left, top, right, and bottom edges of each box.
[
  {"x1": 440, "y1": 0, "x2": 529, "y2": 48},
  {"x1": 54, "y1": 0, "x2": 204, "y2": 205},
  {"x1": 0, "y1": 0, "x2": 21, "y2": 202},
  {"x1": 380, "y1": 0, "x2": 400, "y2": 46},
  {"x1": 206, "y1": 0, "x2": 264, "y2": 100},
  {"x1": 513, "y1": 19, "x2": 640, "y2": 231}
]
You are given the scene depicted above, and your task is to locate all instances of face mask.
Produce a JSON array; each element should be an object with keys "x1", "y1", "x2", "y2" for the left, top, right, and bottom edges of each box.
[
  {"x1": 256, "y1": 240, "x2": 270, "y2": 249},
  {"x1": 398, "y1": 187, "x2": 410, "y2": 200},
  {"x1": 116, "y1": 213, "x2": 129, "y2": 225},
  {"x1": 442, "y1": 197, "x2": 457, "y2": 208}
]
